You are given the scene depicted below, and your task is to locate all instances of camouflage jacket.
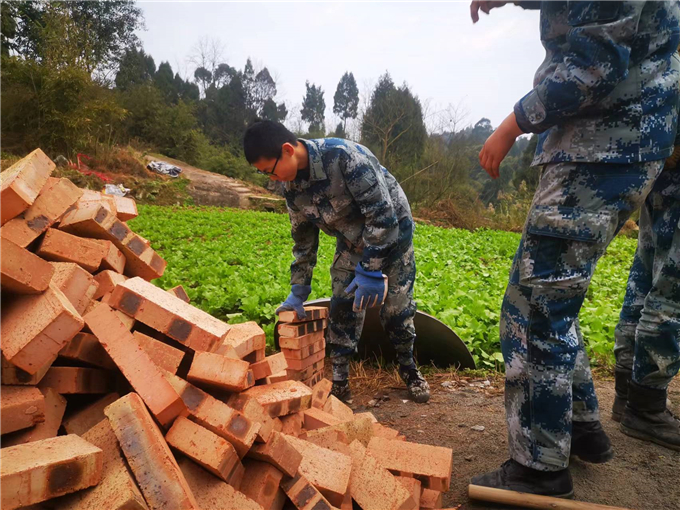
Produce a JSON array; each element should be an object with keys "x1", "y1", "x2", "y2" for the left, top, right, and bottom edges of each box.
[
  {"x1": 282, "y1": 138, "x2": 413, "y2": 286},
  {"x1": 514, "y1": 1, "x2": 680, "y2": 165}
]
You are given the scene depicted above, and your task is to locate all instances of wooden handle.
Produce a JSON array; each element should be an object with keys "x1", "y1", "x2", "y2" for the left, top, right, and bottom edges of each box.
[{"x1": 468, "y1": 484, "x2": 631, "y2": 510}]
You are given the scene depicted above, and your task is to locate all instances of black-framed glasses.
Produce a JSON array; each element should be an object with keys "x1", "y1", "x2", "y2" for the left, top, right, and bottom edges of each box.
[{"x1": 256, "y1": 155, "x2": 280, "y2": 176}]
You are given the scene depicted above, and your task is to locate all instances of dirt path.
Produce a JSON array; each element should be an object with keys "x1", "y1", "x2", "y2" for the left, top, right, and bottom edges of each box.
[
  {"x1": 345, "y1": 370, "x2": 680, "y2": 510},
  {"x1": 143, "y1": 154, "x2": 283, "y2": 209}
]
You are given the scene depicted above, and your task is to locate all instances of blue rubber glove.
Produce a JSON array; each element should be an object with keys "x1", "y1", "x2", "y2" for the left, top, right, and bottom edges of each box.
[
  {"x1": 276, "y1": 284, "x2": 311, "y2": 319},
  {"x1": 344, "y1": 263, "x2": 388, "y2": 312}
]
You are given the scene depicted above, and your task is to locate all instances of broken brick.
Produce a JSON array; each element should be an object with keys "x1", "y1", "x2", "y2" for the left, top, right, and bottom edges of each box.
[
  {"x1": 397, "y1": 477, "x2": 422, "y2": 509},
  {"x1": 322, "y1": 395, "x2": 353, "y2": 422},
  {"x1": 93, "y1": 270, "x2": 127, "y2": 299},
  {"x1": 242, "y1": 380, "x2": 313, "y2": 418},
  {"x1": 84, "y1": 303, "x2": 185, "y2": 427},
  {"x1": 1, "y1": 149, "x2": 54, "y2": 225},
  {"x1": 265, "y1": 371, "x2": 289, "y2": 384},
  {"x1": 311, "y1": 378, "x2": 332, "y2": 409},
  {"x1": 419, "y1": 488, "x2": 443, "y2": 509},
  {"x1": 49, "y1": 262, "x2": 98, "y2": 314},
  {"x1": 0, "y1": 434, "x2": 103, "y2": 510},
  {"x1": 348, "y1": 440, "x2": 417, "y2": 510},
  {"x1": 251, "y1": 352, "x2": 288, "y2": 381},
  {"x1": 92, "y1": 239, "x2": 126, "y2": 273},
  {"x1": 57, "y1": 419, "x2": 148, "y2": 510},
  {"x1": 188, "y1": 351, "x2": 254, "y2": 392},
  {"x1": 1, "y1": 283, "x2": 84, "y2": 375},
  {"x1": 37, "y1": 228, "x2": 108, "y2": 273},
  {"x1": 133, "y1": 331, "x2": 185, "y2": 374},
  {"x1": 1, "y1": 177, "x2": 82, "y2": 248},
  {"x1": 239, "y1": 459, "x2": 285, "y2": 510},
  {"x1": 112, "y1": 195, "x2": 138, "y2": 221},
  {"x1": 0, "y1": 386, "x2": 45, "y2": 435},
  {"x1": 62, "y1": 392, "x2": 120, "y2": 436},
  {"x1": 247, "y1": 431, "x2": 302, "y2": 477},
  {"x1": 1, "y1": 237, "x2": 54, "y2": 294},
  {"x1": 373, "y1": 423, "x2": 404, "y2": 441},
  {"x1": 104, "y1": 393, "x2": 198, "y2": 509},
  {"x1": 366, "y1": 437, "x2": 453, "y2": 492},
  {"x1": 277, "y1": 306, "x2": 328, "y2": 324},
  {"x1": 303, "y1": 407, "x2": 342, "y2": 430},
  {"x1": 302, "y1": 413, "x2": 375, "y2": 446},
  {"x1": 109, "y1": 277, "x2": 228, "y2": 351},
  {"x1": 1, "y1": 388, "x2": 66, "y2": 448},
  {"x1": 215, "y1": 321, "x2": 266, "y2": 358},
  {"x1": 168, "y1": 284, "x2": 190, "y2": 303},
  {"x1": 163, "y1": 371, "x2": 259, "y2": 458},
  {"x1": 277, "y1": 319, "x2": 327, "y2": 338},
  {"x1": 38, "y1": 366, "x2": 110, "y2": 394},
  {"x1": 280, "y1": 470, "x2": 334, "y2": 510},
  {"x1": 279, "y1": 330, "x2": 325, "y2": 350},
  {"x1": 226, "y1": 393, "x2": 275, "y2": 443},
  {"x1": 280, "y1": 412, "x2": 303, "y2": 437},
  {"x1": 166, "y1": 416, "x2": 243, "y2": 485}
]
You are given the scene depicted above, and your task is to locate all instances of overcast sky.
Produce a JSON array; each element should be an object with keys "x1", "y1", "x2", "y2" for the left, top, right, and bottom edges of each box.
[{"x1": 138, "y1": 1, "x2": 543, "y2": 135}]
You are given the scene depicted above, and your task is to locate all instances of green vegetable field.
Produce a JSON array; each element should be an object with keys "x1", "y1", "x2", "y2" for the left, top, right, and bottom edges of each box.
[{"x1": 129, "y1": 205, "x2": 637, "y2": 369}]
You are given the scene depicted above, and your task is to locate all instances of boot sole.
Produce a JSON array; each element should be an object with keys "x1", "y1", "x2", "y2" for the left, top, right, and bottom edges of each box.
[
  {"x1": 571, "y1": 448, "x2": 614, "y2": 464},
  {"x1": 619, "y1": 423, "x2": 680, "y2": 452}
]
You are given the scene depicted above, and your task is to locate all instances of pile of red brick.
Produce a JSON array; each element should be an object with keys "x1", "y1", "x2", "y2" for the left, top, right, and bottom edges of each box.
[
  {"x1": 0, "y1": 149, "x2": 455, "y2": 510},
  {"x1": 278, "y1": 306, "x2": 328, "y2": 386}
]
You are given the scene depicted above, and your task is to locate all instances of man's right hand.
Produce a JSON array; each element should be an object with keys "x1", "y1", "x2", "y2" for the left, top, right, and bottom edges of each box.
[
  {"x1": 470, "y1": 1, "x2": 509, "y2": 23},
  {"x1": 276, "y1": 284, "x2": 312, "y2": 320}
]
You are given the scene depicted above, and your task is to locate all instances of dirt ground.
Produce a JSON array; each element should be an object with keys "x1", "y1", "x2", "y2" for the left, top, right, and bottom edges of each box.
[{"x1": 345, "y1": 369, "x2": 680, "y2": 510}]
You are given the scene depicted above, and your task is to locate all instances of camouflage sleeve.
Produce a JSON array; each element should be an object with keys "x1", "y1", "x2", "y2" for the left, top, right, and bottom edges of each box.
[
  {"x1": 513, "y1": 1, "x2": 541, "y2": 10},
  {"x1": 514, "y1": 1, "x2": 643, "y2": 134},
  {"x1": 340, "y1": 150, "x2": 400, "y2": 272},
  {"x1": 288, "y1": 206, "x2": 320, "y2": 286}
]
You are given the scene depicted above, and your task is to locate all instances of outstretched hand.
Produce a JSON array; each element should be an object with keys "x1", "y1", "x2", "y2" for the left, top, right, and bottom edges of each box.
[
  {"x1": 479, "y1": 112, "x2": 524, "y2": 179},
  {"x1": 470, "y1": 1, "x2": 510, "y2": 23}
]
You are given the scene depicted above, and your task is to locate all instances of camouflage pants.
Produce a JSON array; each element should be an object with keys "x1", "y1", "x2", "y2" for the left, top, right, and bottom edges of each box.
[
  {"x1": 328, "y1": 236, "x2": 417, "y2": 383},
  {"x1": 615, "y1": 168, "x2": 680, "y2": 389},
  {"x1": 502, "y1": 160, "x2": 663, "y2": 471}
]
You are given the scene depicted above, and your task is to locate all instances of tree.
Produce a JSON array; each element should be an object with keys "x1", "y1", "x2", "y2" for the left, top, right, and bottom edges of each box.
[
  {"x1": 331, "y1": 122, "x2": 346, "y2": 138},
  {"x1": 194, "y1": 66, "x2": 213, "y2": 97},
  {"x1": 262, "y1": 98, "x2": 287, "y2": 123},
  {"x1": 251, "y1": 68, "x2": 276, "y2": 114},
  {"x1": 301, "y1": 81, "x2": 325, "y2": 135},
  {"x1": 333, "y1": 72, "x2": 359, "y2": 132},
  {"x1": 361, "y1": 73, "x2": 426, "y2": 164},
  {"x1": 115, "y1": 47, "x2": 156, "y2": 90}
]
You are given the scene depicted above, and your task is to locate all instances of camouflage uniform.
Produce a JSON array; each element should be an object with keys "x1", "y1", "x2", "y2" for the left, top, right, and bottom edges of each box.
[
  {"x1": 503, "y1": 1, "x2": 680, "y2": 471},
  {"x1": 281, "y1": 138, "x2": 417, "y2": 382}
]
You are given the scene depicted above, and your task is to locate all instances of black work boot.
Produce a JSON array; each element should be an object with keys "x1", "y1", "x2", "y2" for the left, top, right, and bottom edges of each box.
[
  {"x1": 398, "y1": 365, "x2": 430, "y2": 403},
  {"x1": 571, "y1": 420, "x2": 613, "y2": 463},
  {"x1": 612, "y1": 366, "x2": 632, "y2": 422},
  {"x1": 470, "y1": 459, "x2": 573, "y2": 498},
  {"x1": 620, "y1": 381, "x2": 680, "y2": 451},
  {"x1": 331, "y1": 380, "x2": 352, "y2": 403}
]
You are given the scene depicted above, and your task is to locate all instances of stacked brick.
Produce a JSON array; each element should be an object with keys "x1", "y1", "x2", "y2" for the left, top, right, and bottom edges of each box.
[
  {"x1": 278, "y1": 306, "x2": 329, "y2": 386},
  {"x1": 0, "y1": 149, "x2": 455, "y2": 510}
]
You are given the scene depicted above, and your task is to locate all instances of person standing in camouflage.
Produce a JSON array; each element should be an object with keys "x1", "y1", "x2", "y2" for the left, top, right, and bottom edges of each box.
[
  {"x1": 243, "y1": 120, "x2": 430, "y2": 403},
  {"x1": 470, "y1": 0, "x2": 679, "y2": 498}
]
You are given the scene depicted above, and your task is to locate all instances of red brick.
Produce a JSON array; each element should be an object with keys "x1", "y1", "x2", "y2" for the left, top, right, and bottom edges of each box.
[
  {"x1": 166, "y1": 416, "x2": 243, "y2": 485},
  {"x1": 1, "y1": 178, "x2": 82, "y2": 248},
  {"x1": 282, "y1": 337, "x2": 326, "y2": 360},
  {"x1": 242, "y1": 380, "x2": 313, "y2": 418},
  {"x1": 285, "y1": 349, "x2": 326, "y2": 371},
  {"x1": 280, "y1": 411, "x2": 303, "y2": 436},
  {"x1": 239, "y1": 459, "x2": 285, "y2": 510},
  {"x1": 251, "y1": 352, "x2": 288, "y2": 380},
  {"x1": 84, "y1": 303, "x2": 185, "y2": 427},
  {"x1": 104, "y1": 393, "x2": 198, "y2": 509},
  {"x1": 287, "y1": 360, "x2": 324, "y2": 381},
  {"x1": 109, "y1": 277, "x2": 228, "y2": 351},
  {"x1": 163, "y1": 371, "x2": 259, "y2": 458},
  {"x1": 366, "y1": 437, "x2": 453, "y2": 492},
  {"x1": 83, "y1": 299, "x2": 135, "y2": 330},
  {"x1": 396, "y1": 477, "x2": 421, "y2": 508},
  {"x1": 0, "y1": 434, "x2": 102, "y2": 510},
  {"x1": 278, "y1": 319, "x2": 327, "y2": 338},
  {"x1": 62, "y1": 392, "x2": 120, "y2": 436},
  {"x1": 226, "y1": 393, "x2": 275, "y2": 443},
  {"x1": 49, "y1": 262, "x2": 98, "y2": 314},
  {"x1": 76, "y1": 189, "x2": 117, "y2": 215},
  {"x1": 38, "y1": 366, "x2": 110, "y2": 394},
  {"x1": 132, "y1": 331, "x2": 184, "y2": 374},
  {"x1": 277, "y1": 306, "x2": 328, "y2": 323},
  {"x1": 311, "y1": 378, "x2": 332, "y2": 409},
  {"x1": 0, "y1": 238, "x2": 54, "y2": 294},
  {"x1": 301, "y1": 371, "x2": 324, "y2": 388},
  {"x1": 303, "y1": 407, "x2": 342, "y2": 430},
  {"x1": 247, "y1": 431, "x2": 302, "y2": 477},
  {"x1": 59, "y1": 204, "x2": 166, "y2": 280},
  {"x1": 188, "y1": 351, "x2": 254, "y2": 392},
  {"x1": 214, "y1": 321, "x2": 266, "y2": 358},
  {"x1": 113, "y1": 195, "x2": 138, "y2": 221},
  {"x1": 1, "y1": 354, "x2": 51, "y2": 385},
  {"x1": 1, "y1": 283, "x2": 84, "y2": 375},
  {"x1": 57, "y1": 419, "x2": 147, "y2": 510},
  {"x1": 37, "y1": 229, "x2": 108, "y2": 272},
  {"x1": 279, "y1": 330, "x2": 324, "y2": 350},
  {"x1": 301, "y1": 430, "x2": 352, "y2": 457},
  {"x1": 178, "y1": 457, "x2": 263, "y2": 510},
  {"x1": 420, "y1": 488, "x2": 443, "y2": 509},
  {"x1": 279, "y1": 471, "x2": 334, "y2": 510},
  {"x1": 372, "y1": 423, "x2": 404, "y2": 441},
  {"x1": 322, "y1": 395, "x2": 353, "y2": 422},
  {"x1": 265, "y1": 370, "x2": 289, "y2": 384},
  {"x1": 302, "y1": 413, "x2": 375, "y2": 446},
  {"x1": 93, "y1": 239, "x2": 126, "y2": 273},
  {"x1": 0, "y1": 386, "x2": 45, "y2": 435},
  {"x1": 168, "y1": 284, "x2": 190, "y2": 303},
  {"x1": 284, "y1": 435, "x2": 352, "y2": 506},
  {"x1": 0, "y1": 149, "x2": 54, "y2": 225},
  {"x1": 244, "y1": 348, "x2": 266, "y2": 363},
  {"x1": 93, "y1": 270, "x2": 127, "y2": 299}
]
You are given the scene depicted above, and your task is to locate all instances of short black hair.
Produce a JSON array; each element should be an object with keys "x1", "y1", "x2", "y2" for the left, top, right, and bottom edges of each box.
[{"x1": 243, "y1": 120, "x2": 298, "y2": 163}]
